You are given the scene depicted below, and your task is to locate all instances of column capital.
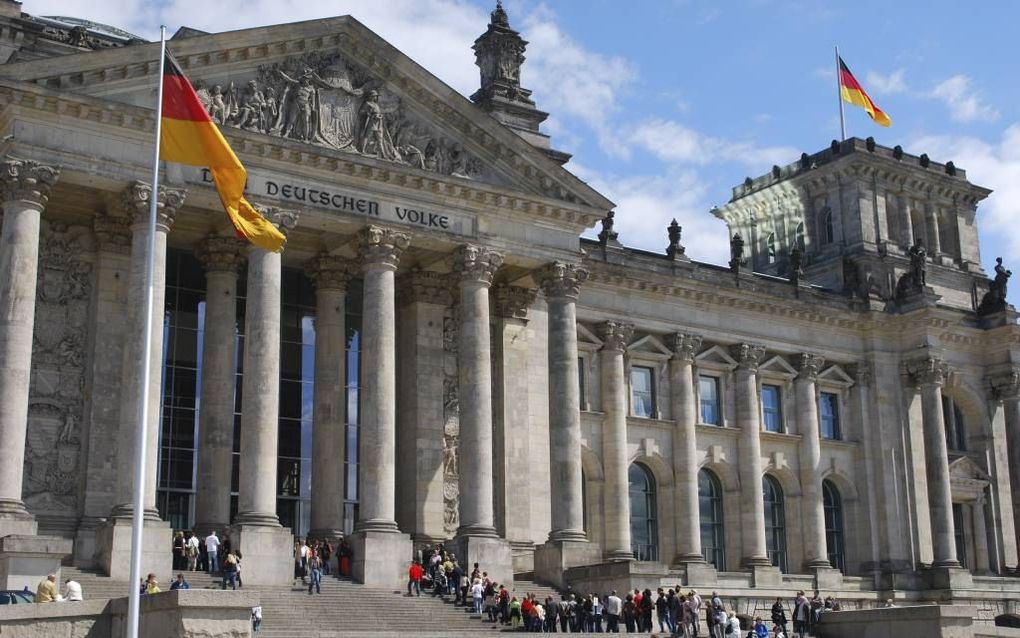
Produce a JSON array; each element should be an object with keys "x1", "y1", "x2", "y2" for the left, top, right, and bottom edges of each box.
[
  {"x1": 794, "y1": 353, "x2": 826, "y2": 381},
  {"x1": 195, "y1": 235, "x2": 245, "y2": 273},
  {"x1": 730, "y1": 342, "x2": 766, "y2": 372},
  {"x1": 987, "y1": 368, "x2": 1020, "y2": 402},
  {"x1": 305, "y1": 253, "x2": 355, "y2": 291},
  {"x1": 398, "y1": 268, "x2": 453, "y2": 306},
  {"x1": 905, "y1": 356, "x2": 949, "y2": 387},
  {"x1": 598, "y1": 321, "x2": 634, "y2": 353},
  {"x1": 668, "y1": 332, "x2": 702, "y2": 363},
  {"x1": 120, "y1": 180, "x2": 186, "y2": 230},
  {"x1": 252, "y1": 203, "x2": 299, "y2": 234},
  {"x1": 493, "y1": 284, "x2": 536, "y2": 320},
  {"x1": 0, "y1": 157, "x2": 60, "y2": 211},
  {"x1": 850, "y1": 361, "x2": 873, "y2": 387},
  {"x1": 357, "y1": 225, "x2": 410, "y2": 270},
  {"x1": 535, "y1": 261, "x2": 588, "y2": 300},
  {"x1": 92, "y1": 212, "x2": 132, "y2": 254},
  {"x1": 454, "y1": 244, "x2": 504, "y2": 285}
]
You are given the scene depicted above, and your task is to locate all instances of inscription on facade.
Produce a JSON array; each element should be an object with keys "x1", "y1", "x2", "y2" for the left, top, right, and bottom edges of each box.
[{"x1": 198, "y1": 169, "x2": 469, "y2": 234}]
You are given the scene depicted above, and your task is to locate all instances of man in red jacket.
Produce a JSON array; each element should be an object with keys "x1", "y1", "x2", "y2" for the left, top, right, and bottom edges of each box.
[{"x1": 407, "y1": 561, "x2": 424, "y2": 597}]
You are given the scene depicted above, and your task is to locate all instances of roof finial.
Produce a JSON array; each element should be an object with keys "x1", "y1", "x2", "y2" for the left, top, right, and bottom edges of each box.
[{"x1": 491, "y1": 0, "x2": 510, "y2": 27}]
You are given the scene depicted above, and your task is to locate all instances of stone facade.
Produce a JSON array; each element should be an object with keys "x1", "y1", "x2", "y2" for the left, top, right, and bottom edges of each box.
[{"x1": 0, "y1": 0, "x2": 1018, "y2": 620}]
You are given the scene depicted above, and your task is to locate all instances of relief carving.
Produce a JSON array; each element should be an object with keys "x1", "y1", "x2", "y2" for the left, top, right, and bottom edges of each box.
[
  {"x1": 23, "y1": 221, "x2": 93, "y2": 519},
  {"x1": 442, "y1": 303, "x2": 460, "y2": 534},
  {"x1": 193, "y1": 52, "x2": 488, "y2": 181}
]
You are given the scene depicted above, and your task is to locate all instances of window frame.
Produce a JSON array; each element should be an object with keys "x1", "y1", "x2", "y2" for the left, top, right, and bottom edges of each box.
[
  {"x1": 698, "y1": 374, "x2": 722, "y2": 426},
  {"x1": 629, "y1": 462, "x2": 659, "y2": 562},
  {"x1": 761, "y1": 383, "x2": 784, "y2": 433},
  {"x1": 699, "y1": 468, "x2": 725, "y2": 570},
  {"x1": 941, "y1": 395, "x2": 967, "y2": 452},
  {"x1": 630, "y1": 364, "x2": 657, "y2": 419},
  {"x1": 763, "y1": 474, "x2": 788, "y2": 573},
  {"x1": 819, "y1": 391, "x2": 841, "y2": 440},
  {"x1": 822, "y1": 479, "x2": 846, "y2": 573}
]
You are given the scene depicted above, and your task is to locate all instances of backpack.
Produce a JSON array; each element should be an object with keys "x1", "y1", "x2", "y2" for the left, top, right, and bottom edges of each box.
[{"x1": 726, "y1": 621, "x2": 735, "y2": 635}]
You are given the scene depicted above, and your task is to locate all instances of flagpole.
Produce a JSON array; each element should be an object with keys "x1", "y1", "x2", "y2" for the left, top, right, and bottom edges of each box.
[
  {"x1": 127, "y1": 24, "x2": 167, "y2": 638},
  {"x1": 835, "y1": 45, "x2": 847, "y2": 141}
]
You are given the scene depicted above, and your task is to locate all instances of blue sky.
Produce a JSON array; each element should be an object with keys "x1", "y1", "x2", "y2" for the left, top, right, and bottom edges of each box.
[{"x1": 34, "y1": 0, "x2": 1019, "y2": 302}]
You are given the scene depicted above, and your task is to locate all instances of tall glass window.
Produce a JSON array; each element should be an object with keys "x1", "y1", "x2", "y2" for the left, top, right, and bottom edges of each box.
[
  {"x1": 953, "y1": 503, "x2": 968, "y2": 569},
  {"x1": 699, "y1": 375, "x2": 720, "y2": 425},
  {"x1": 699, "y1": 469, "x2": 725, "y2": 569},
  {"x1": 823, "y1": 480, "x2": 845, "y2": 572},
  {"x1": 763, "y1": 475, "x2": 787, "y2": 572},
  {"x1": 629, "y1": 463, "x2": 658, "y2": 561},
  {"x1": 762, "y1": 384, "x2": 783, "y2": 433},
  {"x1": 795, "y1": 222, "x2": 806, "y2": 252},
  {"x1": 578, "y1": 357, "x2": 587, "y2": 410},
  {"x1": 819, "y1": 392, "x2": 841, "y2": 440},
  {"x1": 821, "y1": 209, "x2": 835, "y2": 244},
  {"x1": 631, "y1": 366, "x2": 655, "y2": 418},
  {"x1": 343, "y1": 282, "x2": 363, "y2": 535},
  {"x1": 766, "y1": 233, "x2": 777, "y2": 265}
]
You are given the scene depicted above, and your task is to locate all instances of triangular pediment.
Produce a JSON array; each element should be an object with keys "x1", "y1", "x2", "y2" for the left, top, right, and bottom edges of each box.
[
  {"x1": 695, "y1": 345, "x2": 738, "y2": 369},
  {"x1": 627, "y1": 335, "x2": 672, "y2": 359},
  {"x1": 948, "y1": 456, "x2": 991, "y2": 483},
  {"x1": 0, "y1": 16, "x2": 613, "y2": 213},
  {"x1": 577, "y1": 324, "x2": 603, "y2": 348},
  {"x1": 759, "y1": 355, "x2": 797, "y2": 379},
  {"x1": 818, "y1": 364, "x2": 855, "y2": 387}
]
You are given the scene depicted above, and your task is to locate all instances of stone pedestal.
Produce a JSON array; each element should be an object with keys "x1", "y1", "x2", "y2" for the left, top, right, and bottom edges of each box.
[
  {"x1": 0, "y1": 517, "x2": 37, "y2": 539},
  {"x1": 73, "y1": 517, "x2": 101, "y2": 567},
  {"x1": 351, "y1": 529, "x2": 412, "y2": 589},
  {"x1": 451, "y1": 534, "x2": 514, "y2": 586},
  {"x1": 229, "y1": 523, "x2": 294, "y2": 586},
  {"x1": 676, "y1": 560, "x2": 718, "y2": 587},
  {"x1": 812, "y1": 565, "x2": 844, "y2": 590},
  {"x1": 96, "y1": 517, "x2": 172, "y2": 581},
  {"x1": 534, "y1": 540, "x2": 602, "y2": 589},
  {"x1": 922, "y1": 565, "x2": 974, "y2": 590},
  {"x1": 749, "y1": 564, "x2": 783, "y2": 588},
  {"x1": 0, "y1": 535, "x2": 72, "y2": 591}
]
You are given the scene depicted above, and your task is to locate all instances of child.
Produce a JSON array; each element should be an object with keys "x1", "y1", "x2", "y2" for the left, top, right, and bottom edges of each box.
[{"x1": 510, "y1": 596, "x2": 523, "y2": 630}]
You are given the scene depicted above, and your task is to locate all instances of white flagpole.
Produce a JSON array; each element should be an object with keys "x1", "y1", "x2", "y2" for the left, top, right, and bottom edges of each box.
[
  {"x1": 835, "y1": 45, "x2": 847, "y2": 141},
  {"x1": 127, "y1": 24, "x2": 167, "y2": 638}
]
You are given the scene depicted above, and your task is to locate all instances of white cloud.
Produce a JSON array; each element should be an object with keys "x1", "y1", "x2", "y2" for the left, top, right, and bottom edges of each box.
[
  {"x1": 929, "y1": 75, "x2": 999, "y2": 124},
  {"x1": 630, "y1": 118, "x2": 798, "y2": 169},
  {"x1": 865, "y1": 68, "x2": 907, "y2": 95},
  {"x1": 909, "y1": 125, "x2": 1020, "y2": 273}
]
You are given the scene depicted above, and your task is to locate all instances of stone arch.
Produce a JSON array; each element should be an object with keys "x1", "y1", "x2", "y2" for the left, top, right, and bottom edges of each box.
[
  {"x1": 700, "y1": 458, "x2": 739, "y2": 495},
  {"x1": 941, "y1": 376, "x2": 990, "y2": 442},
  {"x1": 820, "y1": 468, "x2": 860, "y2": 502},
  {"x1": 629, "y1": 452, "x2": 674, "y2": 488},
  {"x1": 580, "y1": 444, "x2": 605, "y2": 481},
  {"x1": 763, "y1": 464, "x2": 802, "y2": 497}
]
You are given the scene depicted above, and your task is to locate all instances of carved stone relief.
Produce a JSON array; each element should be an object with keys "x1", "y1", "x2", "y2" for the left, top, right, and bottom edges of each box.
[
  {"x1": 23, "y1": 221, "x2": 94, "y2": 522},
  {"x1": 442, "y1": 303, "x2": 460, "y2": 535},
  {"x1": 193, "y1": 51, "x2": 491, "y2": 182}
]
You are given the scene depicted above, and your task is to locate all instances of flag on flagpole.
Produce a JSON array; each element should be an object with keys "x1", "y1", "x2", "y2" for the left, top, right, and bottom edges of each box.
[
  {"x1": 838, "y1": 56, "x2": 892, "y2": 127},
  {"x1": 159, "y1": 50, "x2": 286, "y2": 252}
]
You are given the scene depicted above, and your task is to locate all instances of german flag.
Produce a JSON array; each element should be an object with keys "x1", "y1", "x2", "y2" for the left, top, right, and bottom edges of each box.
[
  {"x1": 159, "y1": 49, "x2": 286, "y2": 252},
  {"x1": 838, "y1": 57, "x2": 891, "y2": 127}
]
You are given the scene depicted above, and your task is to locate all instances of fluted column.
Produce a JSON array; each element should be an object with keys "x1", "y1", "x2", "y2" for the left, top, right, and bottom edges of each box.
[
  {"x1": 355, "y1": 226, "x2": 409, "y2": 533},
  {"x1": 111, "y1": 181, "x2": 186, "y2": 518},
  {"x1": 732, "y1": 342, "x2": 769, "y2": 567},
  {"x1": 235, "y1": 206, "x2": 298, "y2": 526},
  {"x1": 454, "y1": 245, "x2": 503, "y2": 537},
  {"x1": 907, "y1": 356, "x2": 959, "y2": 567},
  {"x1": 306, "y1": 254, "x2": 354, "y2": 540},
  {"x1": 794, "y1": 353, "x2": 830, "y2": 569},
  {"x1": 537, "y1": 262, "x2": 588, "y2": 542},
  {"x1": 0, "y1": 158, "x2": 59, "y2": 532},
  {"x1": 599, "y1": 320, "x2": 635, "y2": 561},
  {"x1": 973, "y1": 495, "x2": 991, "y2": 574},
  {"x1": 996, "y1": 375, "x2": 1020, "y2": 569},
  {"x1": 669, "y1": 333, "x2": 703, "y2": 564},
  {"x1": 194, "y1": 236, "x2": 245, "y2": 535}
]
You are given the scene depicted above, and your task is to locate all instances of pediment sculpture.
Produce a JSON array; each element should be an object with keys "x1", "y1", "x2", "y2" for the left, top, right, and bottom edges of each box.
[{"x1": 192, "y1": 51, "x2": 491, "y2": 181}]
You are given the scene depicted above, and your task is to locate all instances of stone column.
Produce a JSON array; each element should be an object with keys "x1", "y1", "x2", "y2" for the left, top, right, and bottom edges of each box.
[
  {"x1": 306, "y1": 254, "x2": 354, "y2": 541},
  {"x1": 193, "y1": 235, "x2": 244, "y2": 536},
  {"x1": 988, "y1": 370, "x2": 1020, "y2": 572},
  {"x1": 927, "y1": 210, "x2": 942, "y2": 254},
  {"x1": 599, "y1": 320, "x2": 635, "y2": 562},
  {"x1": 973, "y1": 495, "x2": 991, "y2": 574},
  {"x1": 794, "y1": 353, "x2": 830, "y2": 569},
  {"x1": 731, "y1": 343, "x2": 770, "y2": 568},
  {"x1": 533, "y1": 262, "x2": 599, "y2": 588},
  {"x1": 451, "y1": 245, "x2": 512, "y2": 584},
  {"x1": 668, "y1": 333, "x2": 704, "y2": 566},
  {"x1": 352, "y1": 225, "x2": 412, "y2": 588},
  {"x1": 900, "y1": 196, "x2": 915, "y2": 247},
  {"x1": 907, "y1": 356, "x2": 959, "y2": 568},
  {"x1": 99, "y1": 181, "x2": 185, "y2": 580},
  {"x1": 0, "y1": 158, "x2": 59, "y2": 538}
]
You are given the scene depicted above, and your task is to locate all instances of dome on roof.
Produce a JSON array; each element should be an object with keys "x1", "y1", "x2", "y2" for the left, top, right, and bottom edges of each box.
[{"x1": 40, "y1": 16, "x2": 145, "y2": 42}]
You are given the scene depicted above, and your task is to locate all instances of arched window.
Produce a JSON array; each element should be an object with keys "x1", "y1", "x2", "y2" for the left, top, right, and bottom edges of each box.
[
  {"x1": 795, "y1": 222, "x2": 805, "y2": 252},
  {"x1": 766, "y1": 233, "x2": 777, "y2": 264},
  {"x1": 763, "y1": 475, "x2": 787, "y2": 572},
  {"x1": 629, "y1": 463, "x2": 658, "y2": 561},
  {"x1": 699, "y1": 469, "x2": 725, "y2": 569},
  {"x1": 820, "y1": 208, "x2": 835, "y2": 245},
  {"x1": 823, "y1": 480, "x2": 845, "y2": 572},
  {"x1": 941, "y1": 395, "x2": 967, "y2": 451}
]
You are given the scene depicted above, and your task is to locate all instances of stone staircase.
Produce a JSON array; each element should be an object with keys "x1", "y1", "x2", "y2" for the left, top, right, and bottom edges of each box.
[{"x1": 61, "y1": 565, "x2": 224, "y2": 600}]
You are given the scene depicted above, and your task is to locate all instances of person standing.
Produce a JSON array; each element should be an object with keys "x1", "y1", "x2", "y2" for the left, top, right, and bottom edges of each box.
[
  {"x1": 792, "y1": 591, "x2": 809, "y2": 638},
  {"x1": 172, "y1": 531, "x2": 185, "y2": 571},
  {"x1": 689, "y1": 590, "x2": 702, "y2": 637},
  {"x1": 771, "y1": 597, "x2": 788, "y2": 636},
  {"x1": 63, "y1": 578, "x2": 83, "y2": 601},
  {"x1": 307, "y1": 550, "x2": 323, "y2": 595},
  {"x1": 185, "y1": 531, "x2": 200, "y2": 571},
  {"x1": 205, "y1": 530, "x2": 220, "y2": 573},
  {"x1": 251, "y1": 605, "x2": 263, "y2": 633},
  {"x1": 605, "y1": 590, "x2": 622, "y2": 633},
  {"x1": 221, "y1": 551, "x2": 238, "y2": 590},
  {"x1": 471, "y1": 579, "x2": 485, "y2": 614},
  {"x1": 408, "y1": 561, "x2": 424, "y2": 597},
  {"x1": 35, "y1": 574, "x2": 57, "y2": 603}
]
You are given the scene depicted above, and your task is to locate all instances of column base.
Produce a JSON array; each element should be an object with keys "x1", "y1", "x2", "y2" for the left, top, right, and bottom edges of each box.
[
  {"x1": 307, "y1": 528, "x2": 345, "y2": 543},
  {"x1": 534, "y1": 539, "x2": 602, "y2": 589},
  {"x1": 604, "y1": 549, "x2": 635, "y2": 562},
  {"x1": 232, "y1": 511, "x2": 281, "y2": 527},
  {"x1": 193, "y1": 520, "x2": 231, "y2": 538},
  {"x1": 0, "y1": 498, "x2": 37, "y2": 538},
  {"x1": 675, "y1": 560, "x2": 718, "y2": 587},
  {"x1": 0, "y1": 535, "x2": 72, "y2": 591},
  {"x1": 229, "y1": 523, "x2": 294, "y2": 586},
  {"x1": 923, "y1": 565, "x2": 973, "y2": 590},
  {"x1": 748, "y1": 564, "x2": 782, "y2": 588},
  {"x1": 811, "y1": 565, "x2": 844, "y2": 590},
  {"x1": 450, "y1": 534, "x2": 513, "y2": 586},
  {"x1": 351, "y1": 528, "x2": 412, "y2": 589},
  {"x1": 96, "y1": 515, "x2": 172, "y2": 581},
  {"x1": 73, "y1": 516, "x2": 103, "y2": 567}
]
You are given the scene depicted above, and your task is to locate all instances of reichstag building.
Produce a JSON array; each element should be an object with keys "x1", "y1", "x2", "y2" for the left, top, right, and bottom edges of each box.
[{"x1": 0, "y1": 0, "x2": 1018, "y2": 621}]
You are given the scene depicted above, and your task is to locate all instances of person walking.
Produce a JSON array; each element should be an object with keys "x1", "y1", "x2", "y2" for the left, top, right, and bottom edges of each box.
[
  {"x1": 307, "y1": 551, "x2": 323, "y2": 594},
  {"x1": 221, "y1": 551, "x2": 239, "y2": 590},
  {"x1": 251, "y1": 605, "x2": 263, "y2": 633},
  {"x1": 185, "y1": 531, "x2": 200, "y2": 571},
  {"x1": 172, "y1": 531, "x2": 185, "y2": 571},
  {"x1": 471, "y1": 579, "x2": 485, "y2": 614},
  {"x1": 408, "y1": 560, "x2": 424, "y2": 597},
  {"x1": 205, "y1": 530, "x2": 220, "y2": 573}
]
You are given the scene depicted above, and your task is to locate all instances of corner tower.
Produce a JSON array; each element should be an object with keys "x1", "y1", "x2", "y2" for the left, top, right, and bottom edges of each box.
[{"x1": 471, "y1": 1, "x2": 569, "y2": 164}]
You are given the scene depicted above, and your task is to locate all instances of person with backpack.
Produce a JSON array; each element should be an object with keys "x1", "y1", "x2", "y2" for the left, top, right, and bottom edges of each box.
[
  {"x1": 792, "y1": 592, "x2": 810, "y2": 638},
  {"x1": 221, "y1": 551, "x2": 239, "y2": 590},
  {"x1": 771, "y1": 597, "x2": 788, "y2": 636},
  {"x1": 725, "y1": 611, "x2": 741, "y2": 637}
]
